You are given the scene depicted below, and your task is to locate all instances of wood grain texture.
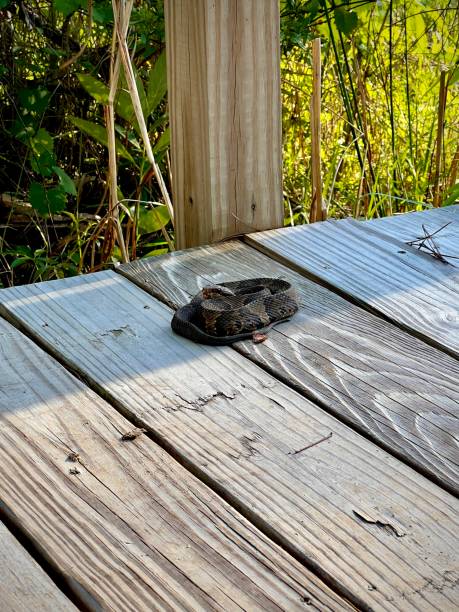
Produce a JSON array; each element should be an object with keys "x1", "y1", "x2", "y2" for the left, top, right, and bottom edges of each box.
[
  {"x1": 0, "y1": 318, "x2": 347, "y2": 612},
  {"x1": 118, "y1": 240, "x2": 459, "y2": 495},
  {"x1": 246, "y1": 212, "x2": 459, "y2": 357},
  {"x1": 0, "y1": 521, "x2": 77, "y2": 612},
  {"x1": 363, "y1": 204, "x2": 459, "y2": 259},
  {"x1": 164, "y1": 0, "x2": 283, "y2": 248},
  {"x1": 1, "y1": 272, "x2": 458, "y2": 610}
]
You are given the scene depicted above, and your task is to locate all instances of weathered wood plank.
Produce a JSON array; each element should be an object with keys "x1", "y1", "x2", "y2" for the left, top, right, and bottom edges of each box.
[
  {"x1": 165, "y1": 0, "x2": 283, "y2": 248},
  {"x1": 246, "y1": 213, "x2": 459, "y2": 357},
  {"x1": 117, "y1": 240, "x2": 459, "y2": 495},
  {"x1": 363, "y1": 205, "x2": 459, "y2": 259},
  {"x1": 0, "y1": 521, "x2": 77, "y2": 612},
  {"x1": 1, "y1": 273, "x2": 458, "y2": 610},
  {"x1": 0, "y1": 318, "x2": 347, "y2": 611},
  {"x1": 369, "y1": 205, "x2": 459, "y2": 230}
]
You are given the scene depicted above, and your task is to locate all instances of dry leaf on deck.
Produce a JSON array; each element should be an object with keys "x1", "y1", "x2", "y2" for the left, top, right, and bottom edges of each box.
[
  {"x1": 253, "y1": 332, "x2": 268, "y2": 344},
  {"x1": 121, "y1": 427, "x2": 147, "y2": 441}
]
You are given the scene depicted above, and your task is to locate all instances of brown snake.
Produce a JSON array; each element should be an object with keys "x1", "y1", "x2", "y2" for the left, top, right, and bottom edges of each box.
[{"x1": 171, "y1": 278, "x2": 299, "y2": 345}]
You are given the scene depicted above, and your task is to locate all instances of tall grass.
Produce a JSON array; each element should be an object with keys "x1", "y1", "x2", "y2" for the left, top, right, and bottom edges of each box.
[
  {"x1": 1, "y1": 0, "x2": 458, "y2": 286},
  {"x1": 282, "y1": 0, "x2": 459, "y2": 223}
]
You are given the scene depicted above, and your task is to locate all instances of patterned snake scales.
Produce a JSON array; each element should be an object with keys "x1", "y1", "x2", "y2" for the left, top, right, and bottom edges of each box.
[{"x1": 171, "y1": 278, "x2": 299, "y2": 345}]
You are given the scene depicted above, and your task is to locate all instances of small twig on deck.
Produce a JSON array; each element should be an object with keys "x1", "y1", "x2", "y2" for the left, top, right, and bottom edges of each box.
[
  {"x1": 406, "y1": 221, "x2": 451, "y2": 248},
  {"x1": 288, "y1": 432, "x2": 333, "y2": 456},
  {"x1": 406, "y1": 222, "x2": 457, "y2": 264},
  {"x1": 421, "y1": 221, "x2": 451, "y2": 239}
]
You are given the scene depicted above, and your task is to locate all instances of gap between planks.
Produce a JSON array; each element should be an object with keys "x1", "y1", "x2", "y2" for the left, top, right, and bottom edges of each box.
[
  {"x1": 0, "y1": 272, "x2": 458, "y2": 610},
  {"x1": 0, "y1": 518, "x2": 79, "y2": 612}
]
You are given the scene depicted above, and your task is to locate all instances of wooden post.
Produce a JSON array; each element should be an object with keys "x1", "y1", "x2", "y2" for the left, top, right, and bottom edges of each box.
[
  {"x1": 165, "y1": 0, "x2": 283, "y2": 249},
  {"x1": 309, "y1": 38, "x2": 325, "y2": 223}
]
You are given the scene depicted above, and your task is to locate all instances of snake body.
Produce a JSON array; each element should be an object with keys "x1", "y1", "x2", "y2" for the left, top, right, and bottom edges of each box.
[{"x1": 171, "y1": 278, "x2": 299, "y2": 345}]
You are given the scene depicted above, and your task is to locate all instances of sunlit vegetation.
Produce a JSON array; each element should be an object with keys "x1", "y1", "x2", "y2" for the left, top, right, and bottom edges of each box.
[
  {"x1": 0, "y1": 0, "x2": 458, "y2": 285},
  {"x1": 281, "y1": 0, "x2": 459, "y2": 223}
]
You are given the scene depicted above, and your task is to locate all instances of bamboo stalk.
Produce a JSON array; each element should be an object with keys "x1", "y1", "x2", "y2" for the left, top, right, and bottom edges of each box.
[
  {"x1": 432, "y1": 71, "x2": 448, "y2": 208},
  {"x1": 113, "y1": 0, "x2": 174, "y2": 228},
  {"x1": 107, "y1": 0, "x2": 174, "y2": 255},
  {"x1": 105, "y1": 8, "x2": 129, "y2": 263},
  {"x1": 403, "y1": 0, "x2": 414, "y2": 161},
  {"x1": 321, "y1": 0, "x2": 365, "y2": 175},
  {"x1": 355, "y1": 57, "x2": 372, "y2": 215},
  {"x1": 309, "y1": 38, "x2": 325, "y2": 223}
]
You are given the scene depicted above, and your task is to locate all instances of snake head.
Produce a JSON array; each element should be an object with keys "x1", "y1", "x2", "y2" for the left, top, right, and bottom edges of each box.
[{"x1": 201, "y1": 285, "x2": 235, "y2": 299}]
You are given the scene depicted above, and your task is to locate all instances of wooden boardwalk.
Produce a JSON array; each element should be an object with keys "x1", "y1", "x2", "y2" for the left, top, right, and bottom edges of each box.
[{"x1": 0, "y1": 206, "x2": 458, "y2": 611}]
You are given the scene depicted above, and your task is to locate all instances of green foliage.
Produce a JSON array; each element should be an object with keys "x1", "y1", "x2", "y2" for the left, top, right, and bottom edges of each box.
[
  {"x1": 77, "y1": 73, "x2": 109, "y2": 104},
  {"x1": 53, "y1": 167, "x2": 77, "y2": 196},
  {"x1": 92, "y1": 3, "x2": 114, "y2": 24},
  {"x1": 0, "y1": 0, "x2": 169, "y2": 285},
  {"x1": 138, "y1": 204, "x2": 171, "y2": 234},
  {"x1": 29, "y1": 182, "x2": 67, "y2": 215},
  {"x1": 147, "y1": 51, "x2": 168, "y2": 115},
  {"x1": 1, "y1": 0, "x2": 458, "y2": 287},
  {"x1": 282, "y1": 0, "x2": 459, "y2": 220},
  {"x1": 334, "y1": 8, "x2": 358, "y2": 35},
  {"x1": 68, "y1": 116, "x2": 134, "y2": 161},
  {"x1": 444, "y1": 183, "x2": 459, "y2": 207},
  {"x1": 54, "y1": 0, "x2": 84, "y2": 17}
]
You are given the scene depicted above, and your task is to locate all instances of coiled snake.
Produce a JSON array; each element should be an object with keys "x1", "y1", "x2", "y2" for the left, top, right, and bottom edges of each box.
[{"x1": 171, "y1": 278, "x2": 299, "y2": 345}]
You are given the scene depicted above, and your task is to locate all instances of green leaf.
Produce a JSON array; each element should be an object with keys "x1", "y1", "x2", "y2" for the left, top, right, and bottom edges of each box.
[
  {"x1": 12, "y1": 120, "x2": 36, "y2": 142},
  {"x1": 147, "y1": 51, "x2": 167, "y2": 116},
  {"x1": 29, "y1": 183, "x2": 67, "y2": 216},
  {"x1": 118, "y1": 64, "x2": 147, "y2": 127},
  {"x1": 69, "y1": 116, "x2": 134, "y2": 162},
  {"x1": 53, "y1": 166, "x2": 77, "y2": 195},
  {"x1": 152, "y1": 128, "x2": 170, "y2": 158},
  {"x1": 115, "y1": 90, "x2": 136, "y2": 124},
  {"x1": 11, "y1": 257, "x2": 32, "y2": 269},
  {"x1": 31, "y1": 128, "x2": 53, "y2": 153},
  {"x1": 29, "y1": 128, "x2": 56, "y2": 177},
  {"x1": 77, "y1": 73, "x2": 109, "y2": 104},
  {"x1": 29, "y1": 182, "x2": 47, "y2": 214},
  {"x1": 77, "y1": 72, "x2": 141, "y2": 133},
  {"x1": 138, "y1": 205, "x2": 171, "y2": 234},
  {"x1": 47, "y1": 186, "x2": 68, "y2": 214},
  {"x1": 334, "y1": 8, "x2": 359, "y2": 35},
  {"x1": 30, "y1": 150, "x2": 55, "y2": 177},
  {"x1": 0, "y1": 0, "x2": 10, "y2": 9},
  {"x1": 54, "y1": 0, "x2": 82, "y2": 16},
  {"x1": 135, "y1": 70, "x2": 148, "y2": 119},
  {"x1": 449, "y1": 65, "x2": 459, "y2": 86},
  {"x1": 18, "y1": 88, "x2": 51, "y2": 114},
  {"x1": 142, "y1": 239, "x2": 168, "y2": 248},
  {"x1": 93, "y1": 1, "x2": 113, "y2": 23},
  {"x1": 143, "y1": 248, "x2": 169, "y2": 258},
  {"x1": 7, "y1": 245, "x2": 33, "y2": 257},
  {"x1": 443, "y1": 183, "x2": 459, "y2": 206},
  {"x1": 306, "y1": 0, "x2": 320, "y2": 17}
]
